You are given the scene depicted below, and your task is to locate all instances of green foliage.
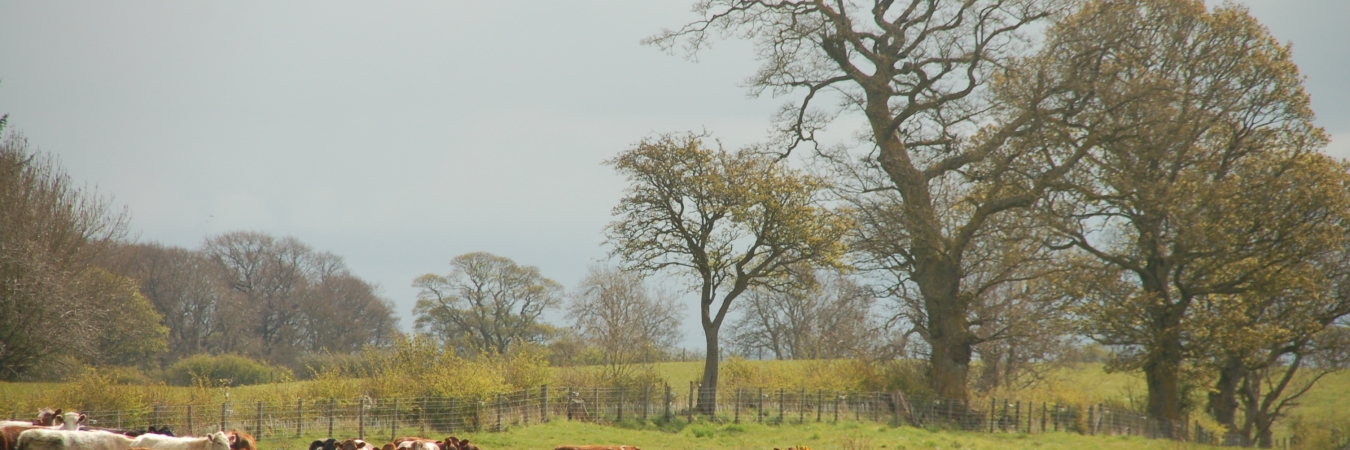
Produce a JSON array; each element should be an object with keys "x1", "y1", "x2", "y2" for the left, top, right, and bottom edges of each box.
[
  {"x1": 79, "y1": 268, "x2": 169, "y2": 367},
  {"x1": 165, "y1": 354, "x2": 293, "y2": 387}
]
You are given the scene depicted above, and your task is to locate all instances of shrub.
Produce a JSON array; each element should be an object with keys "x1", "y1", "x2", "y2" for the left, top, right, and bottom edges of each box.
[{"x1": 164, "y1": 354, "x2": 293, "y2": 387}]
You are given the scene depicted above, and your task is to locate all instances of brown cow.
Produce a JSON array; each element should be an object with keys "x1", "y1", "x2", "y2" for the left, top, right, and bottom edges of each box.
[{"x1": 224, "y1": 431, "x2": 253, "y2": 450}]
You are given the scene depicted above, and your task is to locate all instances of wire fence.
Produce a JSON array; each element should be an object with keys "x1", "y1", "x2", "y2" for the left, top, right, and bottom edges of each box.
[{"x1": 3, "y1": 385, "x2": 1295, "y2": 448}]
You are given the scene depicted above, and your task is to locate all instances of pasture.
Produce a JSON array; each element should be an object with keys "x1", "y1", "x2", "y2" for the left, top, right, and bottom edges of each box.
[{"x1": 3, "y1": 360, "x2": 1346, "y2": 449}]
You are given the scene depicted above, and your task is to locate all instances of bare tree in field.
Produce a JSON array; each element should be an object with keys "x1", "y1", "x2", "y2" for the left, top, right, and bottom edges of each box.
[
  {"x1": 412, "y1": 252, "x2": 562, "y2": 356},
  {"x1": 203, "y1": 232, "x2": 311, "y2": 363},
  {"x1": 567, "y1": 266, "x2": 684, "y2": 380},
  {"x1": 728, "y1": 269, "x2": 878, "y2": 360}
]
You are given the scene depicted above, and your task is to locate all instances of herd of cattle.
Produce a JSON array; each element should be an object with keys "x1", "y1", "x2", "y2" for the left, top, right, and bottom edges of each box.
[
  {"x1": 0, "y1": 409, "x2": 642, "y2": 450},
  {"x1": 0, "y1": 409, "x2": 252, "y2": 450}
]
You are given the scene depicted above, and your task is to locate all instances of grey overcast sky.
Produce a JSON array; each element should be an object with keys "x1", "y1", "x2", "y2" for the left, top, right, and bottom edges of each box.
[{"x1": 1, "y1": 1, "x2": 1347, "y2": 348}]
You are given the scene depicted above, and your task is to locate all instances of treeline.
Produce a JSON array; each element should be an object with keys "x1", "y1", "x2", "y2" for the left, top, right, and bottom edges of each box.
[{"x1": 0, "y1": 127, "x2": 398, "y2": 380}]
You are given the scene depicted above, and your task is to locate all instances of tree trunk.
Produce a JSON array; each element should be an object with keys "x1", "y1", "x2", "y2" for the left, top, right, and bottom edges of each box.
[
  {"x1": 698, "y1": 326, "x2": 720, "y2": 415},
  {"x1": 1142, "y1": 323, "x2": 1183, "y2": 436},
  {"x1": 917, "y1": 256, "x2": 974, "y2": 401},
  {"x1": 1207, "y1": 356, "x2": 1244, "y2": 430}
]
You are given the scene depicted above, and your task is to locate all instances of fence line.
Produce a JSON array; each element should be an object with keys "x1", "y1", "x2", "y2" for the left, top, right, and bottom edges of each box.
[{"x1": 5, "y1": 385, "x2": 1276, "y2": 447}]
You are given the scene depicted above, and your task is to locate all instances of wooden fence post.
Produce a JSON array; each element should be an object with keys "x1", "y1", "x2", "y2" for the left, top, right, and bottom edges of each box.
[
  {"x1": 778, "y1": 389, "x2": 785, "y2": 423},
  {"x1": 989, "y1": 398, "x2": 996, "y2": 433},
  {"x1": 220, "y1": 402, "x2": 228, "y2": 432},
  {"x1": 420, "y1": 396, "x2": 427, "y2": 437},
  {"x1": 734, "y1": 389, "x2": 741, "y2": 423},
  {"x1": 523, "y1": 390, "x2": 530, "y2": 426},
  {"x1": 617, "y1": 388, "x2": 624, "y2": 422},
  {"x1": 542, "y1": 386, "x2": 550, "y2": 423},
  {"x1": 495, "y1": 393, "x2": 502, "y2": 432},
  {"x1": 255, "y1": 402, "x2": 263, "y2": 441},
  {"x1": 359, "y1": 398, "x2": 366, "y2": 440},
  {"x1": 296, "y1": 399, "x2": 303, "y2": 437},
  {"x1": 327, "y1": 399, "x2": 335, "y2": 438},
  {"x1": 1014, "y1": 401, "x2": 1020, "y2": 433},
  {"x1": 758, "y1": 388, "x2": 764, "y2": 424},
  {"x1": 473, "y1": 399, "x2": 480, "y2": 432},
  {"x1": 391, "y1": 398, "x2": 399, "y2": 442},
  {"x1": 595, "y1": 387, "x2": 602, "y2": 422},
  {"x1": 799, "y1": 389, "x2": 806, "y2": 424},
  {"x1": 152, "y1": 405, "x2": 161, "y2": 429},
  {"x1": 817, "y1": 390, "x2": 823, "y2": 423},
  {"x1": 643, "y1": 386, "x2": 650, "y2": 422},
  {"x1": 664, "y1": 384, "x2": 671, "y2": 421},
  {"x1": 187, "y1": 405, "x2": 194, "y2": 436},
  {"x1": 687, "y1": 382, "x2": 695, "y2": 422}
]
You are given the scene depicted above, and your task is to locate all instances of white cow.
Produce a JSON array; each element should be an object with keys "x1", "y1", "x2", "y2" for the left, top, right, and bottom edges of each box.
[
  {"x1": 128, "y1": 432, "x2": 229, "y2": 450},
  {"x1": 15, "y1": 430, "x2": 132, "y2": 450},
  {"x1": 396, "y1": 440, "x2": 440, "y2": 450}
]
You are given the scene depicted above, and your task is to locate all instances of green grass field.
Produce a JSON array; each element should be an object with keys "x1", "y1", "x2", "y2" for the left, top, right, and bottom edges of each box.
[
  {"x1": 3, "y1": 360, "x2": 1346, "y2": 449},
  {"x1": 253, "y1": 417, "x2": 1218, "y2": 450}
]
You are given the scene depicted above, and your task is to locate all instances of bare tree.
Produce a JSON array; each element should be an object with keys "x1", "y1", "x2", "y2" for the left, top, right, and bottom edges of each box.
[
  {"x1": 203, "y1": 232, "x2": 312, "y2": 363},
  {"x1": 728, "y1": 269, "x2": 878, "y2": 360},
  {"x1": 567, "y1": 266, "x2": 684, "y2": 380},
  {"x1": 412, "y1": 252, "x2": 562, "y2": 355}
]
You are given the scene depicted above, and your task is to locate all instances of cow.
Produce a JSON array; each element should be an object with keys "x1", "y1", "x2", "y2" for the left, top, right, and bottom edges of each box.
[
  {"x1": 392, "y1": 437, "x2": 439, "y2": 450},
  {"x1": 437, "y1": 437, "x2": 477, "y2": 450},
  {"x1": 127, "y1": 431, "x2": 229, "y2": 450},
  {"x1": 14, "y1": 429, "x2": 133, "y2": 450},
  {"x1": 86, "y1": 426, "x2": 173, "y2": 439},
  {"x1": 0, "y1": 409, "x2": 61, "y2": 429},
  {"x1": 308, "y1": 438, "x2": 337, "y2": 450},
  {"x1": 223, "y1": 431, "x2": 252, "y2": 450},
  {"x1": 337, "y1": 439, "x2": 375, "y2": 450}
]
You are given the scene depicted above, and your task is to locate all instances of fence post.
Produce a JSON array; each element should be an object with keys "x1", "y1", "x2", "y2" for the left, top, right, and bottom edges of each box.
[
  {"x1": 989, "y1": 398, "x2": 996, "y2": 433},
  {"x1": 328, "y1": 399, "x2": 335, "y2": 438},
  {"x1": 523, "y1": 390, "x2": 530, "y2": 426},
  {"x1": 687, "y1": 382, "x2": 695, "y2": 422},
  {"x1": 1087, "y1": 404, "x2": 1094, "y2": 435},
  {"x1": 542, "y1": 386, "x2": 549, "y2": 423},
  {"x1": 1041, "y1": 401, "x2": 1046, "y2": 433},
  {"x1": 473, "y1": 399, "x2": 480, "y2": 432},
  {"x1": 1014, "y1": 401, "x2": 1020, "y2": 433},
  {"x1": 664, "y1": 384, "x2": 672, "y2": 422},
  {"x1": 758, "y1": 388, "x2": 764, "y2": 424},
  {"x1": 687, "y1": 383, "x2": 695, "y2": 422},
  {"x1": 778, "y1": 389, "x2": 785, "y2": 423},
  {"x1": 420, "y1": 396, "x2": 427, "y2": 437},
  {"x1": 799, "y1": 389, "x2": 806, "y2": 424},
  {"x1": 296, "y1": 399, "x2": 303, "y2": 437},
  {"x1": 358, "y1": 397, "x2": 366, "y2": 440},
  {"x1": 117, "y1": 410, "x2": 122, "y2": 430},
  {"x1": 734, "y1": 389, "x2": 741, "y2": 423},
  {"x1": 595, "y1": 387, "x2": 602, "y2": 422},
  {"x1": 392, "y1": 398, "x2": 399, "y2": 442},
  {"x1": 617, "y1": 388, "x2": 624, "y2": 422},
  {"x1": 152, "y1": 404, "x2": 161, "y2": 429},
  {"x1": 495, "y1": 393, "x2": 502, "y2": 432},
  {"x1": 255, "y1": 401, "x2": 263, "y2": 441},
  {"x1": 220, "y1": 402, "x2": 228, "y2": 432},
  {"x1": 643, "y1": 386, "x2": 650, "y2": 422}
]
